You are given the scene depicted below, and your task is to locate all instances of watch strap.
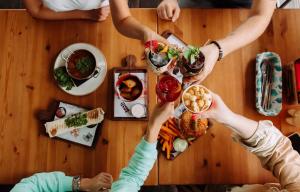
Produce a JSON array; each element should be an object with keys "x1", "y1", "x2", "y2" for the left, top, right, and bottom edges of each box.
[{"x1": 72, "y1": 176, "x2": 81, "y2": 192}]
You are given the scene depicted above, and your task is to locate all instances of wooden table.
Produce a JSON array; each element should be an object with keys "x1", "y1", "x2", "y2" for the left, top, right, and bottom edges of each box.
[
  {"x1": 0, "y1": 9, "x2": 300, "y2": 186},
  {"x1": 0, "y1": 9, "x2": 158, "y2": 185},
  {"x1": 158, "y1": 9, "x2": 300, "y2": 185}
]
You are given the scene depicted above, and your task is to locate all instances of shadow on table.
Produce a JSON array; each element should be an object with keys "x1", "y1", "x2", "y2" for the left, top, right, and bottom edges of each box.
[
  {"x1": 0, "y1": 0, "x2": 252, "y2": 9},
  {"x1": 0, "y1": 0, "x2": 23, "y2": 9},
  {"x1": 0, "y1": 185, "x2": 13, "y2": 192},
  {"x1": 141, "y1": 184, "x2": 242, "y2": 192},
  {"x1": 245, "y1": 58, "x2": 257, "y2": 111},
  {"x1": 1, "y1": 184, "x2": 243, "y2": 191}
]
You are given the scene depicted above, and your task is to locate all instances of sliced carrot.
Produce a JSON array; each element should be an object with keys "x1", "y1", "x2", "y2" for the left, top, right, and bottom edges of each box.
[
  {"x1": 161, "y1": 130, "x2": 177, "y2": 138},
  {"x1": 168, "y1": 121, "x2": 177, "y2": 127},
  {"x1": 159, "y1": 131, "x2": 168, "y2": 137},
  {"x1": 159, "y1": 132, "x2": 170, "y2": 141},
  {"x1": 162, "y1": 141, "x2": 168, "y2": 151},
  {"x1": 168, "y1": 118, "x2": 176, "y2": 126},
  {"x1": 161, "y1": 126, "x2": 178, "y2": 136},
  {"x1": 167, "y1": 125, "x2": 181, "y2": 135},
  {"x1": 168, "y1": 121, "x2": 180, "y2": 131},
  {"x1": 168, "y1": 124, "x2": 177, "y2": 131},
  {"x1": 166, "y1": 144, "x2": 171, "y2": 159}
]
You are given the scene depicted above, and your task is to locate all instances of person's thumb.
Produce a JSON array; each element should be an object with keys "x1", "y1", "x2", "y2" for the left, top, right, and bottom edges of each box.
[{"x1": 172, "y1": 7, "x2": 180, "y2": 22}]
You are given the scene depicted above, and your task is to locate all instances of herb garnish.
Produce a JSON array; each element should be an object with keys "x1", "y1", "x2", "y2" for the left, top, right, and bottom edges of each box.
[
  {"x1": 167, "y1": 47, "x2": 180, "y2": 60},
  {"x1": 65, "y1": 113, "x2": 88, "y2": 128},
  {"x1": 54, "y1": 67, "x2": 74, "y2": 90},
  {"x1": 75, "y1": 56, "x2": 94, "y2": 74},
  {"x1": 184, "y1": 45, "x2": 201, "y2": 64}
]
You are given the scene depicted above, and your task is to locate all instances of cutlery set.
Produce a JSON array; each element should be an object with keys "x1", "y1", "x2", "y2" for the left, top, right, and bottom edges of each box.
[{"x1": 261, "y1": 59, "x2": 274, "y2": 110}]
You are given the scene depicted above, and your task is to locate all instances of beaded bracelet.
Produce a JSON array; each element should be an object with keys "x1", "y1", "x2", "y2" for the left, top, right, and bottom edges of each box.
[{"x1": 210, "y1": 41, "x2": 223, "y2": 61}]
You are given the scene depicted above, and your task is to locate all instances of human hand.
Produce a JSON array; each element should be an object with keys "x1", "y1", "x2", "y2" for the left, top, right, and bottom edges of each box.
[
  {"x1": 87, "y1": 6, "x2": 110, "y2": 21},
  {"x1": 80, "y1": 172, "x2": 113, "y2": 192},
  {"x1": 143, "y1": 28, "x2": 169, "y2": 44},
  {"x1": 196, "y1": 91, "x2": 234, "y2": 125},
  {"x1": 146, "y1": 102, "x2": 174, "y2": 143},
  {"x1": 184, "y1": 44, "x2": 219, "y2": 84},
  {"x1": 157, "y1": 0, "x2": 180, "y2": 22}
]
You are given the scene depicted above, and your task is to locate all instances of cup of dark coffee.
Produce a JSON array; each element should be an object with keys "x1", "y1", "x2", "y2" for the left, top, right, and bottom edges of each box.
[{"x1": 62, "y1": 49, "x2": 101, "y2": 80}]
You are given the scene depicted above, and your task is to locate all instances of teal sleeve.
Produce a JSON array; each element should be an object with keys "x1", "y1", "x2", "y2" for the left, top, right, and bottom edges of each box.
[
  {"x1": 11, "y1": 172, "x2": 73, "y2": 192},
  {"x1": 111, "y1": 138, "x2": 158, "y2": 192}
]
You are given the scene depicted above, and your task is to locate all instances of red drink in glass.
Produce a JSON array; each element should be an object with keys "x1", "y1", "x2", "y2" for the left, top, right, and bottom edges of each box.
[{"x1": 156, "y1": 75, "x2": 182, "y2": 102}]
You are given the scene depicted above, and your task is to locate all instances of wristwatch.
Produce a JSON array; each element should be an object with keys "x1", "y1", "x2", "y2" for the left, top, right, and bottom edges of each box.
[{"x1": 72, "y1": 176, "x2": 81, "y2": 192}]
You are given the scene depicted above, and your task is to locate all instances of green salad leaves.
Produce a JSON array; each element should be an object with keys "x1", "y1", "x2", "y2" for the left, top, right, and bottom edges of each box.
[
  {"x1": 75, "y1": 56, "x2": 94, "y2": 74},
  {"x1": 65, "y1": 113, "x2": 88, "y2": 128},
  {"x1": 183, "y1": 45, "x2": 201, "y2": 64},
  {"x1": 54, "y1": 67, "x2": 74, "y2": 90}
]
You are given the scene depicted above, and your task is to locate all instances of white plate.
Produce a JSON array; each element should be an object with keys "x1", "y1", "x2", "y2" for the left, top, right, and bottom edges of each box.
[{"x1": 54, "y1": 43, "x2": 107, "y2": 96}]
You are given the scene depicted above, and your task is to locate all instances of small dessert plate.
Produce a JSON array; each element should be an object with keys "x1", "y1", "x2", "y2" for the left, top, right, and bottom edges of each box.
[{"x1": 54, "y1": 43, "x2": 107, "y2": 96}]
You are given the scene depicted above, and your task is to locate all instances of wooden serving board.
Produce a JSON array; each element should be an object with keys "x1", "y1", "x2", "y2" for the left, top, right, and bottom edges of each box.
[
  {"x1": 110, "y1": 55, "x2": 149, "y2": 121},
  {"x1": 161, "y1": 30, "x2": 188, "y2": 48},
  {"x1": 37, "y1": 100, "x2": 103, "y2": 148},
  {"x1": 158, "y1": 116, "x2": 212, "y2": 160}
]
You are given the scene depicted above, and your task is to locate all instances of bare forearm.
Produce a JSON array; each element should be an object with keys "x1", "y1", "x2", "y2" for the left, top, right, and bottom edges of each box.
[
  {"x1": 219, "y1": 15, "x2": 272, "y2": 56},
  {"x1": 110, "y1": 0, "x2": 152, "y2": 41},
  {"x1": 112, "y1": 16, "x2": 147, "y2": 40},
  {"x1": 145, "y1": 122, "x2": 160, "y2": 143},
  {"x1": 222, "y1": 113, "x2": 258, "y2": 139},
  {"x1": 218, "y1": 0, "x2": 276, "y2": 57}
]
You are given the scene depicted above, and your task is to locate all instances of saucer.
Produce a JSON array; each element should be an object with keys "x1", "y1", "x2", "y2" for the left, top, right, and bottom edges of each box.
[{"x1": 53, "y1": 43, "x2": 107, "y2": 96}]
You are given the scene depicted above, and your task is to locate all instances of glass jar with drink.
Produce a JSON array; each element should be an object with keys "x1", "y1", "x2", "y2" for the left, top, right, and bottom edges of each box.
[
  {"x1": 180, "y1": 46, "x2": 205, "y2": 77},
  {"x1": 156, "y1": 75, "x2": 182, "y2": 102}
]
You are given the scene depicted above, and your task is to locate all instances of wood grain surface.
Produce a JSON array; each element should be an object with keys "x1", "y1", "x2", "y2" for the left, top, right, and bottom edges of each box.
[
  {"x1": 1, "y1": 8, "x2": 300, "y2": 186},
  {"x1": 158, "y1": 9, "x2": 300, "y2": 184},
  {"x1": 0, "y1": 9, "x2": 158, "y2": 185}
]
